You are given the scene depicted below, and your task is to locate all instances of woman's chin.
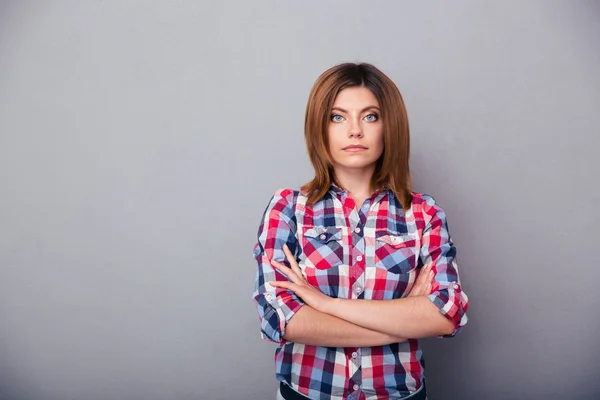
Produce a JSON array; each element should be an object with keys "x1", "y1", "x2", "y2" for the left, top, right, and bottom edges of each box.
[{"x1": 333, "y1": 160, "x2": 378, "y2": 172}]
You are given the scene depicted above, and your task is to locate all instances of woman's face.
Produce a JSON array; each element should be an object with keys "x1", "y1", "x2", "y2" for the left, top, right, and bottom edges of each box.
[{"x1": 327, "y1": 86, "x2": 384, "y2": 174}]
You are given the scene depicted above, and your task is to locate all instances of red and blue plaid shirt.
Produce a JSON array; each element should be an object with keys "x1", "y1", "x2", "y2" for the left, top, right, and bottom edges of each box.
[{"x1": 253, "y1": 185, "x2": 468, "y2": 399}]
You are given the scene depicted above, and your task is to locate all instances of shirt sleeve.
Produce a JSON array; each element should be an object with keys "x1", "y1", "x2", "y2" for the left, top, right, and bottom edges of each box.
[
  {"x1": 420, "y1": 195, "x2": 469, "y2": 338},
  {"x1": 252, "y1": 189, "x2": 305, "y2": 344}
]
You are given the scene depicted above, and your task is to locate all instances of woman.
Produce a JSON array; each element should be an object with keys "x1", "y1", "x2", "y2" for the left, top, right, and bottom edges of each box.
[{"x1": 252, "y1": 63, "x2": 468, "y2": 400}]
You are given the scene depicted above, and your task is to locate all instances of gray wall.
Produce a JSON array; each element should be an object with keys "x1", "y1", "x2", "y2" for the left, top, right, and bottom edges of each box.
[{"x1": 1, "y1": 1, "x2": 599, "y2": 399}]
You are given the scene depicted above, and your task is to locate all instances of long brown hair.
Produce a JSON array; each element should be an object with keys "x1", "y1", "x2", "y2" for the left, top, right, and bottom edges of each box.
[{"x1": 301, "y1": 62, "x2": 412, "y2": 210}]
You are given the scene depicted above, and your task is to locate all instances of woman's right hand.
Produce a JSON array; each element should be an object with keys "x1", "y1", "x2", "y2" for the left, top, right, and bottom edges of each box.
[{"x1": 407, "y1": 262, "x2": 435, "y2": 297}]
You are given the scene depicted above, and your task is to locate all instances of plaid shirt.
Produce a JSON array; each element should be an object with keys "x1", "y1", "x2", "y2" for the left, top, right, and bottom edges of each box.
[{"x1": 253, "y1": 185, "x2": 468, "y2": 400}]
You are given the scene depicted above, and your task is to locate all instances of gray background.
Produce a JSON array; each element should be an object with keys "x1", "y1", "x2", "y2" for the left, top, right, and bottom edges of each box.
[{"x1": 1, "y1": 1, "x2": 599, "y2": 399}]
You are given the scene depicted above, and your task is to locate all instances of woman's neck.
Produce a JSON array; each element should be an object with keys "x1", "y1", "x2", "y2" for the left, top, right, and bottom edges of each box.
[{"x1": 333, "y1": 166, "x2": 375, "y2": 206}]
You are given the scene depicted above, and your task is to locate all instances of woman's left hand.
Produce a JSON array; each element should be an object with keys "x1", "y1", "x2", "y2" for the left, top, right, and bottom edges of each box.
[{"x1": 269, "y1": 244, "x2": 334, "y2": 314}]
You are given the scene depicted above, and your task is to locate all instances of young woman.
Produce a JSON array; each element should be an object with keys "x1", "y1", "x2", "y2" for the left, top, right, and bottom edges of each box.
[{"x1": 252, "y1": 63, "x2": 468, "y2": 400}]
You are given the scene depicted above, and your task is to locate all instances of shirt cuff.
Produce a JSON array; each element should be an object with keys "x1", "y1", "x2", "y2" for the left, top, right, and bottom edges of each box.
[
  {"x1": 426, "y1": 281, "x2": 469, "y2": 338},
  {"x1": 259, "y1": 291, "x2": 305, "y2": 344}
]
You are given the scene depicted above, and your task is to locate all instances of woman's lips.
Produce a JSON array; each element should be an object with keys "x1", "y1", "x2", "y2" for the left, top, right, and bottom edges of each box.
[{"x1": 343, "y1": 145, "x2": 368, "y2": 152}]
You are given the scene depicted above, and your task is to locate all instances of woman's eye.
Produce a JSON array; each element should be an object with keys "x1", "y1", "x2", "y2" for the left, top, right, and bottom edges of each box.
[
  {"x1": 331, "y1": 114, "x2": 344, "y2": 122},
  {"x1": 364, "y1": 113, "x2": 379, "y2": 122}
]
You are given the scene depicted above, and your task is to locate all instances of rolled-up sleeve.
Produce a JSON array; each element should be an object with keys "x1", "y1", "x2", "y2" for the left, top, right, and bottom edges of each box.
[
  {"x1": 420, "y1": 195, "x2": 469, "y2": 337},
  {"x1": 252, "y1": 189, "x2": 305, "y2": 344}
]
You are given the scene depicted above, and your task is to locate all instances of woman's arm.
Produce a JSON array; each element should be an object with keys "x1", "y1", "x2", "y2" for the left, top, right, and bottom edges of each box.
[
  {"x1": 325, "y1": 295, "x2": 454, "y2": 338},
  {"x1": 270, "y1": 245, "x2": 443, "y2": 340},
  {"x1": 271, "y1": 252, "x2": 451, "y2": 339},
  {"x1": 283, "y1": 306, "x2": 406, "y2": 347},
  {"x1": 271, "y1": 197, "x2": 469, "y2": 339}
]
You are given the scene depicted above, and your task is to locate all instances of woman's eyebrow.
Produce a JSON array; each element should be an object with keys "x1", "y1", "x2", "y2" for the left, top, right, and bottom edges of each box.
[{"x1": 331, "y1": 106, "x2": 381, "y2": 113}]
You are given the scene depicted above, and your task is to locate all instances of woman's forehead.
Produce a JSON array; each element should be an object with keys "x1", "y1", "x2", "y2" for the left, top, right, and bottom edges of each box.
[{"x1": 332, "y1": 86, "x2": 379, "y2": 108}]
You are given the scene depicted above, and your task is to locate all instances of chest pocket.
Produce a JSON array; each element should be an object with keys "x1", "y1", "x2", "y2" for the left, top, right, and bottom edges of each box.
[
  {"x1": 375, "y1": 231, "x2": 418, "y2": 274},
  {"x1": 301, "y1": 226, "x2": 344, "y2": 270}
]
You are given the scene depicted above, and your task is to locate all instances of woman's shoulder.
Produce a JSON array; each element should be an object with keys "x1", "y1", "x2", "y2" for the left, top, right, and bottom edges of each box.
[
  {"x1": 270, "y1": 187, "x2": 315, "y2": 202},
  {"x1": 409, "y1": 191, "x2": 445, "y2": 215},
  {"x1": 262, "y1": 188, "x2": 302, "y2": 214},
  {"x1": 270, "y1": 188, "x2": 301, "y2": 199},
  {"x1": 410, "y1": 191, "x2": 435, "y2": 205}
]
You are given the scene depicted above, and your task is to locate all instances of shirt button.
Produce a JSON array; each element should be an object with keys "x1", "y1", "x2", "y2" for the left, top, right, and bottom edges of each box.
[
  {"x1": 351, "y1": 351, "x2": 358, "y2": 359},
  {"x1": 353, "y1": 384, "x2": 359, "y2": 391},
  {"x1": 356, "y1": 255, "x2": 363, "y2": 262},
  {"x1": 355, "y1": 287, "x2": 362, "y2": 295},
  {"x1": 265, "y1": 294, "x2": 272, "y2": 301},
  {"x1": 453, "y1": 283, "x2": 460, "y2": 290},
  {"x1": 319, "y1": 234, "x2": 327, "y2": 240},
  {"x1": 354, "y1": 227, "x2": 361, "y2": 234}
]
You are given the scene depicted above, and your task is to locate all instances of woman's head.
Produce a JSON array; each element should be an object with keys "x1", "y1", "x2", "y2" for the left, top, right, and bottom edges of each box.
[{"x1": 301, "y1": 62, "x2": 412, "y2": 209}]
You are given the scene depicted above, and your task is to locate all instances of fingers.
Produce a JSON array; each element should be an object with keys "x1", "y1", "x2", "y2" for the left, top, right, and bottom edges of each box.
[
  {"x1": 268, "y1": 280, "x2": 294, "y2": 290},
  {"x1": 408, "y1": 262, "x2": 436, "y2": 297},
  {"x1": 283, "y1": 244, "x2": 304, "y2": 280},
  {"x1": 417, "y1": 263, "x2": 432, "y2": 285},
  {"x1": 271, "y1": 244, "x2": 306, "y2": 285},
  {"x1": 422, "y1": 263, "x2": 435, "y2": 295},
  {"x1": 271, "y1": 260, "x2": 299, "y2": 283}
]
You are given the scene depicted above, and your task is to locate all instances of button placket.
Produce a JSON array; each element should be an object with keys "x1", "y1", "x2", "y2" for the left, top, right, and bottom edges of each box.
[{"x1": 352, "y1": 223, "x2": 364, "y2": 268}]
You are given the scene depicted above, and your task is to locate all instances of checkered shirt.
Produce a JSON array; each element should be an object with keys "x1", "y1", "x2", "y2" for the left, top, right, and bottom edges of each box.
[{"x1": 252, "y1": 185, "x2": 468, "y2": 400}]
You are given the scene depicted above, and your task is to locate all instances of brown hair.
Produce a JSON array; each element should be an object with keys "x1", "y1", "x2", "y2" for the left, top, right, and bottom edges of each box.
[{"x1": 300, "y1": 62, "x2": 412, "y2": 210}]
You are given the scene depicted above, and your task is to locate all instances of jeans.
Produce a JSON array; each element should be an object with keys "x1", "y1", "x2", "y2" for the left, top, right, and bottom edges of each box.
[{"x1": 276, "y1": 387, "x2": 428, "y2": 400}]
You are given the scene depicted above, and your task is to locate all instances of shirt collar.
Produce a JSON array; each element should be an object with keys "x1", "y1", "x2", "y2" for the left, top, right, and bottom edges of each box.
[
  {"x1": 328, "y1": 182, "x2": 389, "y2": 202},
  {"x1": 329, "y1": 182, "x2": 346, "y2": 196}
]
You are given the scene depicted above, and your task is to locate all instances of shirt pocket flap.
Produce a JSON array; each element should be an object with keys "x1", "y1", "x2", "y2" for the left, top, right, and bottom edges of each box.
[
  {"x1": 303, "y1": 226, "x2": 342, "y2": 243},
  {"x1": 376, "y1": 232, "x2": 417, "y2": 248}
]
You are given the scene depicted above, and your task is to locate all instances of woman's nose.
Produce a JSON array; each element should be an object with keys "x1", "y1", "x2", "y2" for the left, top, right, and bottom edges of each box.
[{"x1": 348, "y1": 118, "x2": 363, "y2": 138}]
